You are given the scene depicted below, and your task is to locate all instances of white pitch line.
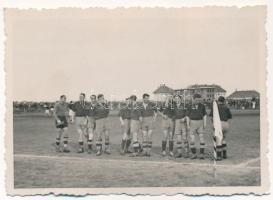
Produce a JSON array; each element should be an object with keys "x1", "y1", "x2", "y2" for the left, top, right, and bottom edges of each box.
[
  {"x1": 236, "y1": 157, "x2": 260, "y2": 167},
  {"x1": 14, "y1": 154, "x2": 260, "y2": 170}
]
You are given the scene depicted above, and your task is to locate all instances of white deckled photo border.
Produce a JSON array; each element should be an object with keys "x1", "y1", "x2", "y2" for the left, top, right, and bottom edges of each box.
[{"x1": 0, "y1": 0, "x2": 272, "y2": 199}]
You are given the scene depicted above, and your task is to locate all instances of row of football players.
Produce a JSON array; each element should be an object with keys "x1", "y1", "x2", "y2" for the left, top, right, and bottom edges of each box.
[{"x1": 53, "y1": 92, "x2": 232, "y2": 160}]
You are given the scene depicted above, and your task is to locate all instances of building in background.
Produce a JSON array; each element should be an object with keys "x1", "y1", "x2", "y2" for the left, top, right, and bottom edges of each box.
[
  {"x1": 153, "y1": 83, "x2": 226, "y2": 102},
  {"x1": 227, "y1": 90, "x2": 260, "y2": 100},
  {"x1": 227, "y1": 90, "x2": 260, "y2": 109},
  {"x1": 175, "y1": 84, "x2": 226, "y2": 101},
  {"x1": 153, "y1": 84, "x2": 175, "y2": 102}
]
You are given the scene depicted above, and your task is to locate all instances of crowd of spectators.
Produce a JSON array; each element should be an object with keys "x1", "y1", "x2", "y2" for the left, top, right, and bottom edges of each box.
[{"x1": 13, "y1": 97, "x2": 260, "y2": 115}]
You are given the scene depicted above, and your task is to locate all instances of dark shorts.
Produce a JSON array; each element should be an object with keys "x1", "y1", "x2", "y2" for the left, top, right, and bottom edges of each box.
[{"x1": 55, "y1": 116, "x2": 68, "y2": 129}]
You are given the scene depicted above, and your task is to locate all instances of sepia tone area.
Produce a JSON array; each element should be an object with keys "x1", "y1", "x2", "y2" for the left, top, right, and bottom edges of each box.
[
  {"x1": 13, "y1": 112, "x2": 260, "y2": 188},
  {"x1": 5, "y1": 7, "x2": 268, "y2": 195}
]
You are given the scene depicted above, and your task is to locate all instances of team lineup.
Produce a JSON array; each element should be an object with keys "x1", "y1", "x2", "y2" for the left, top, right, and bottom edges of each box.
[{"x1": 54, "y1": 92, "x2": 232, "y2": 161}]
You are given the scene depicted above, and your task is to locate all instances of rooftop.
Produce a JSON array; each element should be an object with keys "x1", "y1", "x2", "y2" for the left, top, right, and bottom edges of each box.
[
  {"x1": 153, "y1": 84, "x2": 175, "y2": 94},
  {"x1": 175, "y1": 84, "x2": 226, "y2": 92},
  {"x1": 227, "y1": 90, "x2": 260, "y2": 99}
]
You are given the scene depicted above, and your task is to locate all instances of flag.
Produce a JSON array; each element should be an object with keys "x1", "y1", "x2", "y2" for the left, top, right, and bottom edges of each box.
[{"x1": 212, "y1": 100, "x2": 223, "y2": 160}]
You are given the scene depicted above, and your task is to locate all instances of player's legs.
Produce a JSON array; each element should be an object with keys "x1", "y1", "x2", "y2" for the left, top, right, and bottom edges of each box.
[
  {"x1": 87, "y1": 117, "x2": 95, "y2": 153},
  {"x1": 162, "y1": 129, "x2": 168, "y2": 156},
  {"x1": 125, "y1": 131, "x2": 132, "y2": 153},
  {"x1": 189, "y1": 120, "x2": 197, "y2": 159},
  {"x1": 87, "y1": 127, "x2": 94, "y2": 153},
  {"x1": 175, "y1": 119, "x2": 183, "y2": 158},
  {"x1": 141, "y1": 117, "x2": 149, "y2": 155},
  {"x1": 101, "y1": 118, "x2": 110, "y2": 154},
  {"x1": 130, "y1": 120, "x2": 139, "y2": 157},
  {"x1": 62, "y1": 127, "x2": 70, "y2": 152},
  {"x1": 124, "y1": 120, "x2": 132, "y2": 153},
  {"x1": 161, "y1": 118, "x2": 169, "y2": 156},
  {"x1": 121, "y1": 119, "x2": 129, "y2": 154},
  {"x1": 168, "y1": 131, "x2": 174, "y2": 156},
  {"x1": 78, "y1": 126, "x2": 85, "y2": 153},
  {"x1": 75, "y1": 117, "x2": 86, "y2": 153},
  {"x1": 80, "y1": 117, "x2": 88, "y2": 141},
  {"x1": 142, "y1": 127, "x2": 148, "y2": 155},
  {"x1": 132, "y1": 132, "x2": 139, "y2": 156},
  {"x1": 142, "y1": 117, "x2": 153, "y2": 156},
  {"x1": 82, "y1": 123, "x2": 88, "y2": 140},
  {"x1": 55, "y1": 116, "x2": 68, "y2": 152},
  {"x1": 61, "y1": 117, "x2": 69, "y2": 152},
  {"x1": 121, "y1": 131, "x2": 128, "y2": 154},
  {"x1": 147, "y1": 128, "x2": 153, "y2": 156},
  {"x1": 181, "y1": 122, "x2": 189, "y2": 158},
  {"x1": 176, "y1": 135, "x2": 183, "y2": 158},
  {"x1": 221, "y1": 121, "x2": 229, "y2": 159},
  {"x1": 125, "y1": 121, "x2": 132, "y2": 153},
  {"x1": 104, "y1": 128, "x2": 110, "y2": 154},
  {"x1": 96, "y1": 131, "x2": 103, "y2": 156},
  {"x1": 138, "y1": 128, "x2": 144, "y2": 153},
  {"x1": 197, "y1": 124, "x2": 205, "y2": 159},
  {"x1": 95, "y1": 119, "x2": 103, "y2": 156},
  {"x1": 222, "y1": 134, "x2": 227, "y2": 159},
  {"x1": 168, "y1": 120, "x2": 175, "y2": 156},
  {"x1": 55, "y1": 128, "x2": 63, "y2": 152},
  {"x1": 123, "y1": 119, "x2": 132, "y2": 154}
]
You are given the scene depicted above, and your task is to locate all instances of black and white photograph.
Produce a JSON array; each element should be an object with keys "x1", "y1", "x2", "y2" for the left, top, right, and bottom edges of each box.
[{"x1": 4, "y1": 5, "x2": 268, "y2": 195}]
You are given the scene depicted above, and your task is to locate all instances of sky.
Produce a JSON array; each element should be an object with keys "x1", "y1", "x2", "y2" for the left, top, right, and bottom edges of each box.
[{"x1": 6, "y1": 7, "x2": 266, "y2": 101}]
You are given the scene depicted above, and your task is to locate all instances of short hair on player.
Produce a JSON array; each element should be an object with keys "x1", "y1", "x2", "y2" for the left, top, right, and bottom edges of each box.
[
  {"x1": 80, "y1": 93, "x2": 86, "y2": 98},
  {"x1": 60, "y1": 95, "x2": 66, "y2": 99},
  {"x1": 193, "y1": 93, "x2": 201, "y2": 99},
  {"x1": 218, "y1": 96, "x2": 225, "y2": 103},
  {"x1": 90, "y1": 95, "x2": 96, "y2": 99},
  {"x1": 97, "y1": 94, "x2": 104, "y2": 99},
  {"x1": 142, "y1": 93, "x2": 150, "y2": 99},
  {"x1": 130, "y1": 95, "x2": 137, "y2": 101}
]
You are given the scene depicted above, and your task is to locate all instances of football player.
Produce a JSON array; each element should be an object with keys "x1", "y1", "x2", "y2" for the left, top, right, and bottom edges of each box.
[
  {"x1": 140, "y1": 93, "x2": 157, "y2": 157},
  {"x1": 173, "y1": 95, "x2": 190, "y2": 158},
  {"x1": 86, "y1": 95, "x2": 97, "y2": 154},
  {"x1": 187, "y1": 93, "x2": 207, "y2": 159},
  {"x1": 119, "y1": 97, "x2": 132, "y2": 155},
  {"x1": 70, "y1": 93, "x2": 89, "y2": 153},
  {"x1": 95, "y1": 94, "x2": 110, "y2": 156},
  {"x1": 209, "y1": 96, "x2": 232, "y2": 160},
  {"x1": 53, "y1": 95, "x2": 70, "y2": 153},
  {"x1": 129, "y1": 95, "x2": 143, "y2": 157},
  {"x1": 159, "y1": 95, "x2": 175, "y2": 157}
]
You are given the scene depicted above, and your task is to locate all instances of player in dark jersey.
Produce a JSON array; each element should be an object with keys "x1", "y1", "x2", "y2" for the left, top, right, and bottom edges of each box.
[
  {"x1": 173, "y1": 95, "x2": 190, "y2": 158},
  {"x1": 95, "y1": 94, "x2": 110, "y2": 156},
  {"x1": 140, "y1": 93, "x2": 157, "y2": 157},
  {"x1": 188, "y1": 94, "x2": 207, "y2": 159},
  {"x1": 119, "y1": 97, "x2": 132, "y2": 155},
  {"x1": 159, "y1": 95, "x2": 175, "y2": 157},
  {"x1": 53, "y1": 95, "x2": 70, "y2": 153},
  {"x1": 129, "y1": 95, "x2": 143, "y2": 157},
  {"x1": 86, "y1": 95, "x2": 97, "y2": 154},
  {"x1": 209, "y1": 96, "x2": 232, "y2": 160},
  {"x1": 70, "y1": 93, "x2": 89, "y2": 153}
]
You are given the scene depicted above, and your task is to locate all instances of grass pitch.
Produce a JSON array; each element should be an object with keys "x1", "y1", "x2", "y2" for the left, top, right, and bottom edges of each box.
[{"x1": 13, "y1": 111, "x2": 260, "y2": 188}]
